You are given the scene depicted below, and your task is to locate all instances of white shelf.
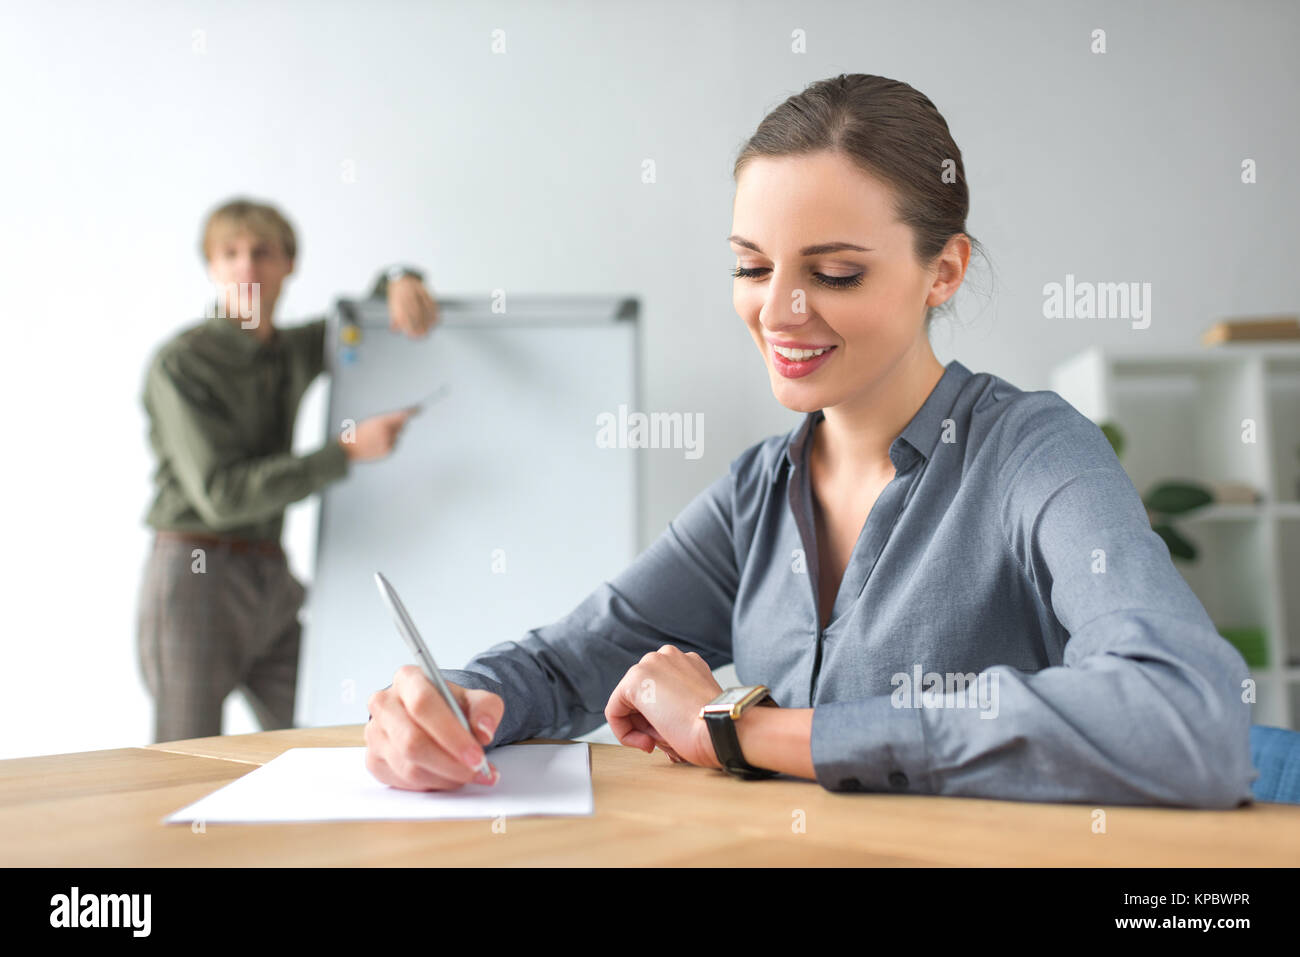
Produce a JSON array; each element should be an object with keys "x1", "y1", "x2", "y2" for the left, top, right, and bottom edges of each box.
[
  {"x1": 1052, "y1": 343, "x2": 1300, "y2": 730},
  {"x1": 1182, "y1": 503, "x2": 1300, "y2": 522}
]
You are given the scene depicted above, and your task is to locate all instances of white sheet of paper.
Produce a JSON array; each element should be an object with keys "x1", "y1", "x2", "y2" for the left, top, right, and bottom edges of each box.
[{"x1": 163, "y1": 744, "x2": 592, "y2": 824}]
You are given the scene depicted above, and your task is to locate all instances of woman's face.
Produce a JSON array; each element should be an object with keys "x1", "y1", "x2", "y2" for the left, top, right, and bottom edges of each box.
[{"x1": 730, "y1": 150, "x2": 955, "y2": 414}]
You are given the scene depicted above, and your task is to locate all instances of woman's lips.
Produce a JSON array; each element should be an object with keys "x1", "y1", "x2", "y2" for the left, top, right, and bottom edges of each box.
[{"x1": 770, "y1": 343, "x2": 836, "y2": 378}]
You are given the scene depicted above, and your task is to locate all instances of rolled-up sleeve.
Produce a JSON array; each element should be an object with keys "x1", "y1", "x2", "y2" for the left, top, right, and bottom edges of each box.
[
  {"x1": 439, "y1": 471, "x2": 741, "y2": 747},
  {"x1": 811, "y1": 403, "x2": 1257, "y2": 807}
]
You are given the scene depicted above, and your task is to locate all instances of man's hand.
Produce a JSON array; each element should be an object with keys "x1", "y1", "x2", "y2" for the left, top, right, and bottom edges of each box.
[
  {"x1": 338, "y1": 409, "x2": 415, "y2": 462},
  {"x1": 604, "y1": 645, "x2": 724, "y2": 769},
  {"x1": 387, "y1": 274, "x2": 439, "y2": 338}
]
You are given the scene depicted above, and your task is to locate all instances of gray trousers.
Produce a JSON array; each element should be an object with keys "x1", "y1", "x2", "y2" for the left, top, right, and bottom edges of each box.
[{"x1": 136, "y1": 535, "x2": 307, "y2": 744}]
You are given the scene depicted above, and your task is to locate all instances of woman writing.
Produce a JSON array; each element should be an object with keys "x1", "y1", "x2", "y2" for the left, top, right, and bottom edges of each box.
[{"x1": 364, "y1": 73, "x2": 1254, "y2": 807}]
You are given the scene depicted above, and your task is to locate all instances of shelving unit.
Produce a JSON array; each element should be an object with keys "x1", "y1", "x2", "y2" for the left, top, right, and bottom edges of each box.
[{"x1": 1051, "y1": 343, "x2": 1300, "y2": 731}]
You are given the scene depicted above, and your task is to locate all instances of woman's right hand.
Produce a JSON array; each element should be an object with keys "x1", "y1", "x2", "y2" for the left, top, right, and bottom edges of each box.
[{"x1": 365, "y1": 665, "x2": 504, "y2": 790}]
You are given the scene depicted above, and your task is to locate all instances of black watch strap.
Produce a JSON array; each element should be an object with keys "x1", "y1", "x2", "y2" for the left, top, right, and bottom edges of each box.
[{"x1": 704, "y1": 703, "x2": 779, "y2": 780}]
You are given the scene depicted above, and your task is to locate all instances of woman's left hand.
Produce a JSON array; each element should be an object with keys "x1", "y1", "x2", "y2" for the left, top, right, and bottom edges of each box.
[{"x1": 604, "y1": 645, "x2": 725, "y2": 769}]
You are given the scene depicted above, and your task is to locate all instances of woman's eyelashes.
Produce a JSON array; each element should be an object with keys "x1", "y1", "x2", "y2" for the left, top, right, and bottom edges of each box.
[{"x1": 730, "y1": 265, "x2": 864, "y2": 289}]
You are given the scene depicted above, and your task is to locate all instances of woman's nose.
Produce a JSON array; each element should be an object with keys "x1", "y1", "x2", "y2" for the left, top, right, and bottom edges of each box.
[{"x1": 760, "y1": 277, "x2": 812, "y2": 328}]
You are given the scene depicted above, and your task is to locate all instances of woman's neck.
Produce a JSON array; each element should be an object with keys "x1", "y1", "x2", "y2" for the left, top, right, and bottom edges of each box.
[{"x1": 813, "y1": 343, "x2": 946, "y2": 481}]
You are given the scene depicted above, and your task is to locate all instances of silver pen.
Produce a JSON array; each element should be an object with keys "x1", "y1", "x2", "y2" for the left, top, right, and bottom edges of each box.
[
  {"x1": 373, "y1": 571, "x2": 493, "y2": 781},
  {"x1": 403, "y1": 383, "x2": 450, "y2": 417}
]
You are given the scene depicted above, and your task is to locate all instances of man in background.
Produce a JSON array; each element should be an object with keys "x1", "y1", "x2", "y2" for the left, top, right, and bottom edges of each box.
[{"x1": 137, "y1": 197, "x2": 437, "y2": 743}]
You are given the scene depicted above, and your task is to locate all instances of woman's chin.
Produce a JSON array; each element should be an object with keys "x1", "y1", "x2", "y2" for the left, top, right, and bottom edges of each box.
[{"x1": 769, "y1": 379, "x2": 829, "y2": 414}]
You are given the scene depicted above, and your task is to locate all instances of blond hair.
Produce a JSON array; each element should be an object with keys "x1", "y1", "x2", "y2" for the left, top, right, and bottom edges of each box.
[{"x1": 199, "y1": 197, "x2": 297, "y2": 263}]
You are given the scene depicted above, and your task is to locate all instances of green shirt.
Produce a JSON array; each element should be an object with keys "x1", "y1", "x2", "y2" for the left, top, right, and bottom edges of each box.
[{"x1": 141, "y1": 309, "x2": 350, "y2": 542}]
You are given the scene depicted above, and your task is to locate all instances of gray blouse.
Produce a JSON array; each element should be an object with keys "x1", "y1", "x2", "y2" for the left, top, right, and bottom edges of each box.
[{"x1": 441, "y1": 359, "x2": 1256, "y2": 807}]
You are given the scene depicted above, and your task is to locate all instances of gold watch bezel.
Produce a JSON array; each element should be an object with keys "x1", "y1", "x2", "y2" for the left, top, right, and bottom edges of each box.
[{"x1": 698, "y1": 685, "x2": 771, "y2": 720}]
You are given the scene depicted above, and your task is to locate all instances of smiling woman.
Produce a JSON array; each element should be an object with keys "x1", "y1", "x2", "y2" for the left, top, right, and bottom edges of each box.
[
  {"x1": 366, "y1": 73, "x2": 1256, "y2": 809},
  {"x1": 725, "y1": 77, "x2": 986, "y2": 637}
]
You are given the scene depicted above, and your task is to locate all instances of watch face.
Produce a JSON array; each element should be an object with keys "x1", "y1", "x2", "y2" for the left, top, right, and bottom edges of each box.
[{"x1": 714, "y1": 687, "x2": 752, "y2": 706}]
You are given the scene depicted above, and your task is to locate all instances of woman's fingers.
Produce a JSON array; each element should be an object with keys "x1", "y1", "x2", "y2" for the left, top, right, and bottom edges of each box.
[
  {"x1": 657, "y1": 743, "x2": 685, "y2": 762},
  {"x1": 372, "y1": 677, "x2": 480, "y2": 785},
  {"x1": 364, "y1": 720, "x2": 466, "y2": 790},
  {"x1": 621, "y1": 730, "x2": 656, "y2": 752}
]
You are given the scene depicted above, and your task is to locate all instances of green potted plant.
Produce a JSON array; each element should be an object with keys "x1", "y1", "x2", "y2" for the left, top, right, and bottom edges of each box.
[
  {"x1": 1098, "y1": 420, "x2": 1267, "y2": 667},
  {"x1": 1098, "y1": 421, "x2": 1211, "y2": 561}
]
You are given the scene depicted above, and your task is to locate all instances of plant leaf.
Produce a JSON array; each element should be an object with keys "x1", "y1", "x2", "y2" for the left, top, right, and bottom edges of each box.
[{"x1": 1152, "y1": 523, "x2": 1197, "y2": 562}]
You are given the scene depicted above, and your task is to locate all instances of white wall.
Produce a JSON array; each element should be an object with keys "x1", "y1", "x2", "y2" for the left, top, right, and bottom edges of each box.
[{"x1": 1, "y1": 0, "x2": 1295, "y2": 759}]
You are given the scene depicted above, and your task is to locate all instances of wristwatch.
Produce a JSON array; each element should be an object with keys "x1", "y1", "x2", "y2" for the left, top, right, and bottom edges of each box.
[{"x1": 699, "y1": 685, "x2": 780, "y2": 780}]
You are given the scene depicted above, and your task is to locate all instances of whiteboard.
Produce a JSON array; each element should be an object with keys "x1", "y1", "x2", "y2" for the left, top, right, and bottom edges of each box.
[{"x1": 298, "y1": 295, "x2": 641, "y2": 729}]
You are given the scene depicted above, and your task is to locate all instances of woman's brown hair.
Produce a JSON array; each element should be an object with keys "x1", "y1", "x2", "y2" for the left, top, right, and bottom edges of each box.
[{"x1": 733, "y1": 74, "x2": 989, "y2": 331}]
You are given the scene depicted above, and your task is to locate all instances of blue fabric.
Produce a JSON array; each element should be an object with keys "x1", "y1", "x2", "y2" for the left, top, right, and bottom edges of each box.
[
  {"x1": 442, "y1": 359, "x2": 1257, "y2": 807},
  {"x1": 1249, "y1": 725, "x2": 1300, "y2": 804}
]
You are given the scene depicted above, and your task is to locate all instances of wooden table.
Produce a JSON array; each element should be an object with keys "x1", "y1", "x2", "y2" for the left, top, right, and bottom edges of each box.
[{"x1": 2, "y1": 725, "x2": 1297, "y2": 866}]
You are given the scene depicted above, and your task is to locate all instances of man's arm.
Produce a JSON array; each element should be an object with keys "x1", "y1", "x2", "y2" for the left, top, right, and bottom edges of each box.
[
  {"x1": 290, "y1": 267, "x2": 431, "y2": 379},
  {"x1": 293, "y1": 317, "x2": 329, "y2": 381},
  {"x1": 146, "y1": 354, "x2": 349, "y2": 531}
]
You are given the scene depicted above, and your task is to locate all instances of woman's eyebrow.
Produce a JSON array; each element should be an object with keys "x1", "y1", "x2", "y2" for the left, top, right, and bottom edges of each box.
[{"x1": 727, "y1": 235, "x2": 872, "y2": 255}]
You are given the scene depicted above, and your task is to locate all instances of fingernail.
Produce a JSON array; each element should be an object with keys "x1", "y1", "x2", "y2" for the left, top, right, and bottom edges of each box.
[
  {"x1": 477, "y1": 718, "x2": 496, "y2": 741},
  {"x1": 462, "y1": 746, "x2": 484, "y2": 769}
]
